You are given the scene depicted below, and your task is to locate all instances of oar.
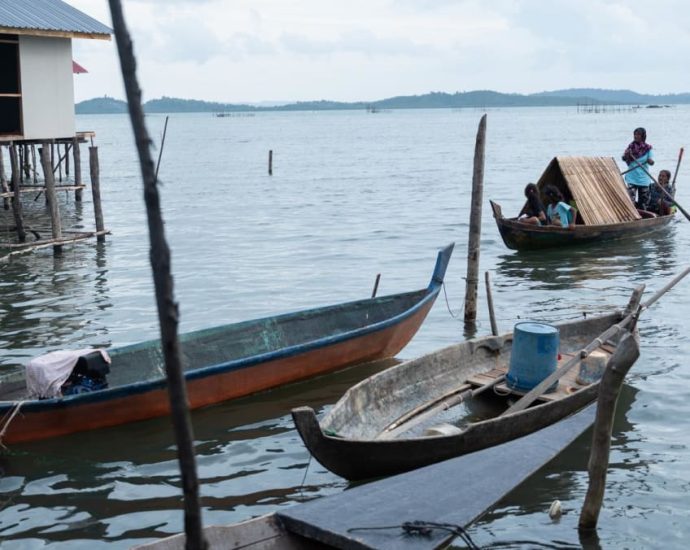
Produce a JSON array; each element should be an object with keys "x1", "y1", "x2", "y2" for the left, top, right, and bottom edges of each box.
[
  {"x1": 672, "y1": 146, "x2": 684, "y2": 186},
  {"x1": 500, "y1": 267, "x2": 690, "y2": 417},
  {"x1": 628, "y1": 156, "x2": 690, "y2": 222}
]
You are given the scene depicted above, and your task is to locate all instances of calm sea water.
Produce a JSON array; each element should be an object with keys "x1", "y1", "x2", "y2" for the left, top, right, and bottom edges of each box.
[{"x1": 1, "y1": 106, "x2": 689, "y2": 549}]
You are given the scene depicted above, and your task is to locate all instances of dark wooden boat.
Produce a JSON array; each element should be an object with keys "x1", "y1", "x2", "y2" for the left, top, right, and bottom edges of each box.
[
  {"x1": 0, "y1": 243, "x2": 453, "y2": 444},
  {"x1": 491, "y1": 201, "x2": 674, "y2": 251},
  {"x1": 292, "y1": 299, "x2": 639, "y2": 481},
  {"x1": 491, "y1": 156, "x2": 675, "y2": 251}
]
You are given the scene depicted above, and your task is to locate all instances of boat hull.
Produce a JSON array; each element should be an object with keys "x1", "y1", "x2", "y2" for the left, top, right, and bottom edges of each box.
[
  {"x1": 292, "y1": 311, "x2": 635, "y2": 481},
  {"x1": 490, "y1": 201, "x2": 674, "y2": 251},
  {"x1": 0, "y1": 244, "x2": 453, "y2": 444}
]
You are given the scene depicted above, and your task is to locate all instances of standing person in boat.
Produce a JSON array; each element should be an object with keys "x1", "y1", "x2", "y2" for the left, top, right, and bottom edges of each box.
[
  {"x1": 544, "y1": 185, "x2": 575, "y2": 228},
  {"x1": 622, "y1": 127, "x2": 654, "y2": 210},
  {"x1": 649, "y1": 169, "x2": 675, "y2": 215},
  {"x1": 518, "y1": 183, "x2": 548, "y2": 225}
]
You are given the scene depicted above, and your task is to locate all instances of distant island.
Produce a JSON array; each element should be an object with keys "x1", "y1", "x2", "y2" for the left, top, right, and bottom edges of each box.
[{"x1": 75, "y1": 88, "x2": 690, "y2": 115}]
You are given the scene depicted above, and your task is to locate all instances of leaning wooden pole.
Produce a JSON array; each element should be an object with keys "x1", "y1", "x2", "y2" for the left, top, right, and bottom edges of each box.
[
  {"x1": 463, "y1": 114, "x2": 487, "y2": 325},
  {"x1": 485, "y1": 271, "x2": 498, "y2": 336},
  {"x1": 579, "y1": 331, "x2": 640, "y2": 530},
  {"x1": 39, "y1": 144, "x2": 64, "y2": 255},
  {"x1": 107, "y1": 2, "x2": 207, "y2": 549}
]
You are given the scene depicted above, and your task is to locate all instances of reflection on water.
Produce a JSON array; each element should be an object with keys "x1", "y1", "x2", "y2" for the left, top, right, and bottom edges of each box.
[{"x1": 1, "y1": 108, "x2": 690, "y2": 548}]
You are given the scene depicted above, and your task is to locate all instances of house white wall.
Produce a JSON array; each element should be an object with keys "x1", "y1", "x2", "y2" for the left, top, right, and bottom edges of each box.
[{"x1": 19, "y1": 36, "x2": 75, "y2": 140}]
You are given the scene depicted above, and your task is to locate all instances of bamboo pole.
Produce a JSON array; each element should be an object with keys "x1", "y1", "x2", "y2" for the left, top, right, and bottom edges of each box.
[
  {"x1": 9, "y1": 145, "x2": 26, "y2": 242},
  {"x1": 371, "y1": 273, "x2": 381, "y2": 298},
  {"x1": 73, "y1": 137, "x2": 83, "y2": 201},
  {"x1": 579, "y1": 331, "x2": 640, "y2": 530},
  {"x1": 39, "y1": 144, "x2": 63, "y2": 255},
  {"x1": 89, "y1": 147, "x2": 106, "y2": 242},
  {"x1": 107, "y1": 1, "x2": 207, "y2": 548},
  {"x1": 463, "y1": 114, "x2": 487, "y2": 325},
  {"x1": 485, "y1": 271, "x2": 498, "y2": 336}
]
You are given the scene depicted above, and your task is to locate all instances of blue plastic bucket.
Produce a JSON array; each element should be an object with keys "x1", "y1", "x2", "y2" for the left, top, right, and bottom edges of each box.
[{"x1": 507, "y1": 322, "x2": 559, "y2": 392}]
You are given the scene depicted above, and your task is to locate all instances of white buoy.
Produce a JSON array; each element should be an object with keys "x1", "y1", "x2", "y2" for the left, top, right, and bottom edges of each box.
[{"x1": 549, "y1": 499, "x2": 562, "y2": 520}]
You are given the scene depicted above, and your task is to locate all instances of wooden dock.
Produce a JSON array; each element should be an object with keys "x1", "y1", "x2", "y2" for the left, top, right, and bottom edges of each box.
[{"x1": 136, "y1": 404, "x2": 596, "y2": 550}]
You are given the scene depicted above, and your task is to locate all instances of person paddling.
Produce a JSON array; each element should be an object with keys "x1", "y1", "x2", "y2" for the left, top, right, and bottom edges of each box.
[{"x1": 622, "y1": 127, "x2": 654, "y2": 210}]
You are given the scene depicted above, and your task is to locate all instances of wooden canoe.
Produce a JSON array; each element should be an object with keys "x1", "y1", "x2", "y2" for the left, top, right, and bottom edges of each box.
[
  {"x1": 490, "y1": 200, "x2": 674, "y2": 251},
  {"x1": 0, "y1": 243, "x2": 453, "y2": 444},
  {"x1": 292, "y1": 305, "x2": 638, "y2": 481}
]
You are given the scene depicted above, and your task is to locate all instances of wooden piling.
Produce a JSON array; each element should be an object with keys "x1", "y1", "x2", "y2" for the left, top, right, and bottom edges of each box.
[
  {"x1": 0, "y1": 145, "x2": 10, "y2": 210},
  {"x1": 31, "y1": 145, "x2": 37, "y2": 183},
  {"x1": 89, "y1": 146, "x2": 106, "y2": 242},
  {"x1": 463, "y1": 114, "x2": 487, "y2": 325},
  {"x1": 578, "y1": 331, "x2": 640, "y2": 530},
  {"x1": 39, "y1": 144, "x2": 63, "y2": 254},
  {"x1": 8, "y1": 145, "x2": 26, "y2": 242},
  {"x1": 65, "y1": 143, "x2": 70, "y2": 177},
  {"x1": 485, "y1": 270, "x2": 498, "y2": 335},
  {"x1": 73, "y1": 137, "x2": 83, "y2": 201},
  {"x1": 268, "y1": 149, "x2": 273, "y2": 175}
]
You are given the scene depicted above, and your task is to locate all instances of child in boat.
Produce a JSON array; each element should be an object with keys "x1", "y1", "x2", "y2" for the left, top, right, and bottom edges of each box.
[
  {"x1": 649, "y1": 169, "x2": 675, "y2": 215},
  {"x1": 518, "y1": 183, "x2": 548, "y2": 225},
  {"x1": 544, "y1": 185, "x2": 575, "y2": 228}
]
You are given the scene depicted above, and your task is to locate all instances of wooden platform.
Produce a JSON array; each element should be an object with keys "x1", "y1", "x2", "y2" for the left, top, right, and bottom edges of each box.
[
  {"x1": 134, "y1": 404, "x2": 596, "y2": 549},
  {"x1": 276, "y1": 404, "x2": 596, "y2": 550}
]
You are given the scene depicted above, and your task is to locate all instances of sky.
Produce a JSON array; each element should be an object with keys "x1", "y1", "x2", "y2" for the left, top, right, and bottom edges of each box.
[{"x1": 69, "y1": 0, "x2": 690, "y2": 104}]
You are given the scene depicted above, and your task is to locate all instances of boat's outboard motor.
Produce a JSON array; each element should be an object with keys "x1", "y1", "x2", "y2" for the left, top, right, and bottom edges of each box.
[{"x1": 62, "y1": 351, "x2": 110, "y2": 395}]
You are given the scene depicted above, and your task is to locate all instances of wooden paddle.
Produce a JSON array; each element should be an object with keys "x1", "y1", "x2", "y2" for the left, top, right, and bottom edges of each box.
[
  {"x1": 628, "y1": 156, "x2": 690, "y2": 222},
  {"x1": 500, "y1": 267, "x2": 690, "y2": 417},
  {"x1": 672, "y1": 146, "x2": 684, "y2": 186}
]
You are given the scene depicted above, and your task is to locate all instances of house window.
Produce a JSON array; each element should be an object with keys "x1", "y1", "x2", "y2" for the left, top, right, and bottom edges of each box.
[{"x1": 0, "y1": 35, "x2": 22, "y2": 135}]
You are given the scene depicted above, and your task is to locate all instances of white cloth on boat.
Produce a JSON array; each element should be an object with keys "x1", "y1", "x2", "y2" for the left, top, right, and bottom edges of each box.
[{"x1": 25, "y1": 349, "x2": 111, "y2": 399}]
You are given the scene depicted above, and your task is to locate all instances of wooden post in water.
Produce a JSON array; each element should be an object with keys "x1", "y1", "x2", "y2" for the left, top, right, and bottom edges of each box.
[
  {"x1": 579, "y1": 331, "x2": 640, "y2": 531},
  {"x1": 463, "y1": 114, "x2": 487, "y2": 326},
  {"x1": 107, "y1": 0, "x2": 207, "y2": 547},
  {"x1": 371, "y1": 273, "x2": 381, "y2": 298},
  {"x1": 485, "y1": 271, "x2": 498, "y2": 336},
  {"x1": 73, "y1": 137, "x2": 83, "y2": 201},
  {"x1": 31, "y1": 145, "x2": 37, "y2": 183},
  {"x1": 89, "y1": 146, "x2": 106, "y2": 242},
  {"x1": 0, "y1": 145, "x2": 10, "y2": 210},
  {"x1": 39, "y1": 144, "x2": 63, "y2": 255},
  {"x1": 65, "y1": 143, "x2": 70, "y2": 177},
  {"x1": 9, "y1": 144, "x2": 26, "y2": 242},
  {"x1": 268, "y1": 149, "x2": 273, "y2": 175}
]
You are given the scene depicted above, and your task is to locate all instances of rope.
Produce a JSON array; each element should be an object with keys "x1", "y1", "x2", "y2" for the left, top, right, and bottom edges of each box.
[
  {"x1": 297, "y1": 453, "x2": 313, "y2": 502},
  {"x1": 442, "y1": 282, "x2": 464, "y2": 319},
  {"x1": 348, "y1": 520, "x2": 481, "y2": 548},
  {"x1": 0, "y1": 401, "x2": 24, "y2": 449}
]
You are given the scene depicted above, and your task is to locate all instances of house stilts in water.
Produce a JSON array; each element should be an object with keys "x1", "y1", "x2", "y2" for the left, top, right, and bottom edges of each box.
[{"x1": 0, "y1": 0, "x2": 112, "y2": 260}]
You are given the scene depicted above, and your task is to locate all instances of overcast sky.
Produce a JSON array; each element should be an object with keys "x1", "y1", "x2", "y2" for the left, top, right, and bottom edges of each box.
[{"x1": 69, "y1": 0, "x2": 690, "y2": 104}]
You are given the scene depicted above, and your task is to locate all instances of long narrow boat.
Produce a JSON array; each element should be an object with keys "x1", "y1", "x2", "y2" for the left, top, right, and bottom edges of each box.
[
  {"x1": 0, "y1": 243, "x2": 453, "y2": 444},
  {"x1": 491, "y1": 201, "x2": 674, "y2": 251},
  {"x1": 491, "y1": 156, "x2": 675, "y2": 251},
  {"x1": 292, "y1": 297, "x2": 639, "y2": 482}
]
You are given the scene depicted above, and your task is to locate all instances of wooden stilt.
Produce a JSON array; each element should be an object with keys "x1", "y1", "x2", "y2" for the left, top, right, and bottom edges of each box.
[
  {"x1": 9, "y1": 145, "x2": 27, "y2": 242},
  {"x1": 65, "y1": 143, "x2": 70, "y2": 177},
  {"x1": 18, "y1": 145, "x2": 24, "y2": 182},
  {"x1": 579, "y1": 332, "x2": 640, "y2": 530},
  {"x1": 463, "y1": 114, "x2": 487, "y2": 325},
  {"x1": 73, "y1": 138, "x2": 83, "y2": 201},
  {"x1": 39, "y1": 144, "x2": 63, "y2": 255},
  {"x1": 89, "y1": 146, "x2": 106, "y2": 242},
  {"x1": 0, "y1": 146, "x2": 10, "y2": 210},
  {"x1": 31, "y1": 145, "x2": 37, "y2": 183}
]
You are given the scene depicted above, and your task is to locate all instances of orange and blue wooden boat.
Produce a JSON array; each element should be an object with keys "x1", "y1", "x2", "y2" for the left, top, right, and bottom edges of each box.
[{"x1": 0, "y1": 243, "x2": 453, "y2": 444}]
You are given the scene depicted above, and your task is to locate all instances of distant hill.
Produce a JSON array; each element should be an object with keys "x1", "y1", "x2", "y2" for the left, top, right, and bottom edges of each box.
[{"x1": 75, "y1": 88, "x2": 690, "y2": 115}]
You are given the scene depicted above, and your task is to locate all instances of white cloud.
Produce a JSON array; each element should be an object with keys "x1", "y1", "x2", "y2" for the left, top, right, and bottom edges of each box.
[{"x1": 67, "y1": 0, "x2": 690, "y2": 103}]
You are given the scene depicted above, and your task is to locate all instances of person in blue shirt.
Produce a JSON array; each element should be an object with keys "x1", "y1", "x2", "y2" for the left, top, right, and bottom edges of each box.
[
  {"x1": 622, "y1": 127, "x2": 654, "y2": 210},
  {"x1": 544, "y1": 185, "x2": 575, "y2": 228}
]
